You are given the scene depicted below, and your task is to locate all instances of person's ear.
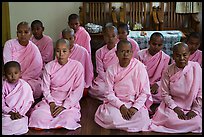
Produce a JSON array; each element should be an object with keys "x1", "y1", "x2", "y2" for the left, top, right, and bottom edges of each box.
[{"x1": 42, "y1": 26, "x2": 45, "y2": 32}]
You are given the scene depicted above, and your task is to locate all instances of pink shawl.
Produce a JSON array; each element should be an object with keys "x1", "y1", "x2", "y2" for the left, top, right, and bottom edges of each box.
[
  {"x1": 74, "y1": 26, "x2": 91, "y2": 54},
  {"x1": 2, "y1": 79, "x2": 34, "y2": 115},
  {"x1": 69, "y1": 44, "x2": 94, "y2": 88}
]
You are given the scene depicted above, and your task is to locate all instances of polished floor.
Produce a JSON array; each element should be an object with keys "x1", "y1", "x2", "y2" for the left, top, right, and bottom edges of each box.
[{"x1": 25, "y1": 95, "x2": 202, "y2": 135}]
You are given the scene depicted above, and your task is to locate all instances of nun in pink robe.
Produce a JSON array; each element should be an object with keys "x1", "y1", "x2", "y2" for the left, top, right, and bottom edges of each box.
[
  {"x1": 89, "y1": 45, "x2": 118, "y2": 100},
  {"x1": 137, "y1": 49, "x2": 170, "y2": 103},
  {"x1": 137, "y1": 32, "x2": 170, "y2": 104},
  {"x1": 89, "y1": 25, "x2": 119, "y2": 101},
  {"x1": 3, "y1": 39, "x2": 43, "y2": 99},
  {"x1": 62, "y1": 28, "x2": 94, "y2": 90},
  {"x1": 74, "y1": 26, "x2": 91, "y2": 54},
  {"x1": 3, "y1": 22, "x2": 43, "y2": 99},
  {"x1": 188, "y1": 49, "x2": 202, "y2": 67},
  {"x1": 30, "y1": 34, "x2": 54, "y2": 65},
  {"x1": 29, "y1": 39, "x2": 84, "y2": 130},
  {"x1": 95, "y1": 40, "x2": 152, "y2": 132},
  {"x1": 186, "y1": 32, "x2": 202, "y2": 67},
  {"x1": 149, "y1": 42, "x2": 202, "y2": 133},
  {"x1": 2, "y1": 79, "x2": 34, "y2": 135},
  {"x1": 149, "y1": 61, "x2": 202, "y2": 133},
  {"x1": 69, "y1": 44, "x2": 93, "y2": 89}
]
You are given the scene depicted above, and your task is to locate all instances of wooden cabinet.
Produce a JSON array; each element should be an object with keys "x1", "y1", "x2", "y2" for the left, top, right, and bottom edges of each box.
[{"x1": 90, "y1": 33, "x2": 105, "y2": 76}]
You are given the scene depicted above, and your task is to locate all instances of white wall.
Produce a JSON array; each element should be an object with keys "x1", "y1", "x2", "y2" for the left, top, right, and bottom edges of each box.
[
  {"x1": 9, "y1": 2, "x2": 82, "y2": 42},
  {"x1": 9, "y1": 2, "x2": 202, "y2": 42}
]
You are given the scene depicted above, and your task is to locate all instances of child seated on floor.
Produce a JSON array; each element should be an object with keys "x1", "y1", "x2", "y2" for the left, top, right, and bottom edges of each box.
[
  {"x1": 149, "y1": 42, "x2": 202, "y2": 133},
  {"x1": 28, "y1": 39, "x2": 84, "y2": 130},
  {"x1": 30, "y1": 20, "x2": 54, "y2": 67},
  {"x1": 137, "y1": 32, "x2": 170, "y2": 115},
  {"x1": 2, "y1": 61, "x2": 34, "y2": 135},
  {"x1": 62, "y1": 27, "x2": 94, "y2": 97},
  {"x1": 89, "y1": 24, "x2": 118, "y2": 101}
]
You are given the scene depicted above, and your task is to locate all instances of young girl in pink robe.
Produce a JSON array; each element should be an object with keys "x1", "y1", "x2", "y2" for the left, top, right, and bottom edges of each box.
[
  {"x1": 3, "y1": 21, "x2": 43, "y2": 99},
  {"x1": 95, "y1": 40, "x2": 153, "y2": 132},
  {"x1": 89, "y1": 25, "x2": 119, "y2": 101},
  {"x1": 30, "y1": 20, "x2": 54, "y2": 66},
  {"x1": 28, "y1": 39, "x2": 84, "y2": 130},
  {"x1": 68, "y1": 14, "x2": 91, "y2": 54},
  {"x1": 117, "y1": 22, "x2": 140, "y2": 58},
  {"x1": 137, "y1": 32, "x2": 170, "y2": 115},
  {"x1": 62, "y1": 27, "x2": 94, "y2": 97},
  {"x1": 2, "y1": 61, "x2": 34, "y2": 135},
  {"x1": 186, "y1": 32, "x2": 202, "y2": 67},
  {"x1": 149, "y1": 42, "x2": 202, "y2": 133}
]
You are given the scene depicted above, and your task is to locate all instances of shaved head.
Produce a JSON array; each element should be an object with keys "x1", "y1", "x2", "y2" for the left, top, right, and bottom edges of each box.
[{"x1": 172, "y1": 42, "x2": 189, "y2": 53}]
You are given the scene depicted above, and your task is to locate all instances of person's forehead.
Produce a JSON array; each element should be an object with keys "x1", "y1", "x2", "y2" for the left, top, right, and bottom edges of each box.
[
  {"x1": 118, "y1": 43, "x2": 131, "y2": 49},
  {"x1": 32, "y1": 23, "x2": 42, "y2": 27},
  {"x1": 56, "y1": 43, "x2": 68, "y2": 48},
  {"x1": 118, "y1": 27, "x2": 126, "y2": 31},
  {"x1": 152, "y1": 36, "x2": 163, "y2": 40},
  {"x1": 63, "y1": 32, "x2": 72, "y2": 36},
  {"x1": 7, "y1": 66, "x2": 20, "y2": 71},
  {"x1": 17, "y1": 24, "x2": 29, "y2": 29},
  {"x1": 175, "y1": 45, "x2": 188, "y2": 52},
  {"x1": 69, "y1": 19, "x2": 79, "y2": 23},
  {"x1": 107, "y1": 28, "x2": 116, "y2": 34}
]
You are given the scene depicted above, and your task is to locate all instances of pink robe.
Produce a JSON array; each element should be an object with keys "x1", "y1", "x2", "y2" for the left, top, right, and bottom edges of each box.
[
  {"x1": 28, "y1": 59, "x2": 84, "y2": 130},
  {"x1": 69, "y1": 44, "x2": 94, "y2": 88},
  {"x1": 89, "y1": 44, "x2": 118, "y2": 100},
  {"x1": 189, "y1": 49, "x2": 202, "y2": 67},
  {"x1": 95, "y1": 58, "x2": 153, "y2": 132},
  {"x1": 3, "y1": 39, "x2": 43, "y2": 99},
  {"x1": 149, "y1": 61, "x2": 202, "y2": 133},
  {"x1": 137, "y1": 49, "x2": 170, "y2": 103},
  {"x1": 2, "y1": 79, "x2": 34, "y2": 135},
  {"x1": 30, "y1": 34, "x2": 54, "y2": 65},
  {"x1": 127, "y1": 37, "x2": 140, "y2": 58},
  {"x1": 74, "y1": 26, "x2": 91, "y2": 54}
]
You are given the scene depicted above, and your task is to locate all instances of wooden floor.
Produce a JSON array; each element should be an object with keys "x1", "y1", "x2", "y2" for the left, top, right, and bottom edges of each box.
[{"x1": 25, "y1": 95, "x2": 201, "y2": 135}]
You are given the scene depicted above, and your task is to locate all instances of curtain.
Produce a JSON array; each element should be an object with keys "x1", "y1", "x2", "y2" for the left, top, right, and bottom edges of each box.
[
  {"x1": 2, "y1": 2, "x2": 11, "y2": 47},
  {"x1": 176, "y1": 2, "x2": 201, "y2": 13}
]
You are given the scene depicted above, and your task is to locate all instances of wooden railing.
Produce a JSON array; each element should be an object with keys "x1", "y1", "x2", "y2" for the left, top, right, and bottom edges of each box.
[
  {"x1": 79, "y1": 2, "x2": 112, "y2": 27},
  {"x1": 79, "y1": 2, "x2": 160, "y2": 31},
  {"x1": 155, "y1": 2, "x2": 200, "y2": 36}
]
